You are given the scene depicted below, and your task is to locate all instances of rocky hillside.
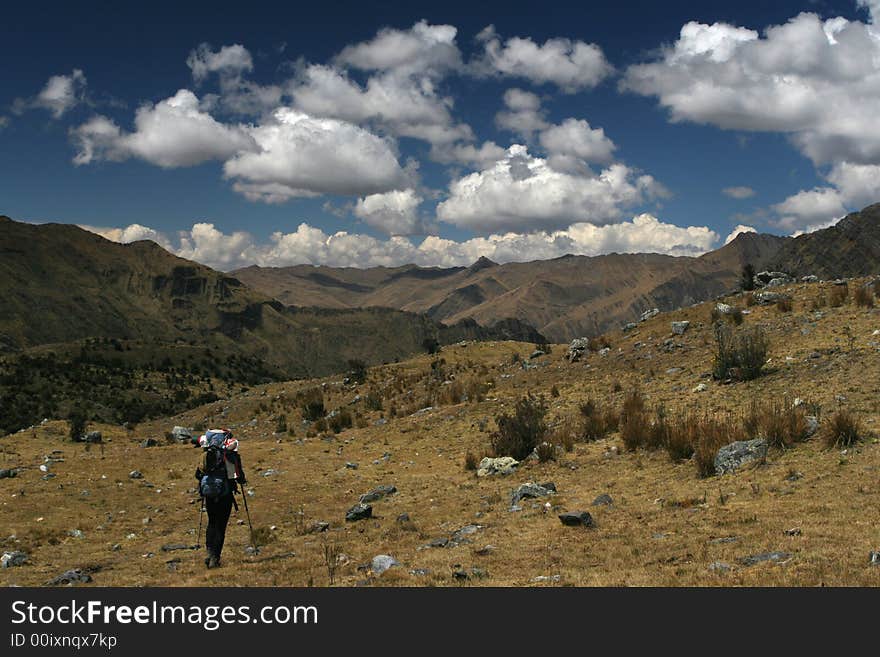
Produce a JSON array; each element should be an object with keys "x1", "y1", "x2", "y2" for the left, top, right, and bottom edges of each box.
[
  {"x1": 235, "y1": 231, "x2": 788, "y2": 342},
  {"x1": 772, "y1": 203, "x2": 880, "y2": 279},
  {"x1": 3, "y1": 274, "x2": 880, "y2": 587},
  {"x1": 0, "y1": 216, "x2": 542, "y2": 434}
]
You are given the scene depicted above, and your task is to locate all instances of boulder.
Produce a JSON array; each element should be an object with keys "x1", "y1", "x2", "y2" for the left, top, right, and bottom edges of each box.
[
  {"x1": 558, "y1": 511, "x2": 595, "y2": 528},
  {"x1": 84, "y1": 431, "x2": 102, "y2": 444},
  {"x1": 129, "y1": 470, "x2": 143, "y2": 479},
  {"x1": 526, "y1": 442, "x2": 564, "y2": 462},
  {"x1": 345, "y1": 503, "x2": 372, "y2": 522},
  {"x1": 622, "y1": 322, "x2": 638, "y2": 333},
  {"x1": 360, "y1": 484, "x2": 397, "y2": 504},
  {"x1": 47, "y1": 568, "x2": 93, "y2": 585},
  {"x1": 765, "y1": 278, "x2": 789, "y2": 288},
  {"x1": 477, "y1": 456, "x2": 519, "y2": 477},
  {"x1": 754, "y1": 291, "x2": 791, "y2": 306},
  {"x1": 756, "y1": 271, "x2": 791, "y2": 286},
  {"x1": 566, "y1": 338, "x2": 590, "y2": 362},
  {"x1": 640, "y1": 308, "x2": 660, "y2": 322},
  {"x1": 170, "y1": 426, "x2": 194, "y2": 443},
  {"x1": 140, "y1": 438, "x2": 158, "y2": 448},
  {"x1": 0, "y1": 468, "x2": 17, "y2": 479},
  {"x1": 1, "y1": 551, "x2": 27, "y2": 568},
  {"x1": 737, "y1": 551, "x2": 791, "y2": 567},
  {"x1": 693, "y1": 383, "x2": 708, "y2": 393},
  {"x1": 510, "y1": 481, "x2": 556, "y2": 507},
  {"x1": 529, "y1": 350, "x2": 546, "y2": 360},
  {"x1": 805, "y1": 416, "x2": 819, "y2": 437},
  {"x1": 714, "y1": 439, "x2": 768, "y2": 475},
  {"x1": 592, "y1": 493, "x2": 614, "y2": 506},
  {"x1": 671, "y1": 321, "x2": 690, "y2": 335},
  {"x1": 801, "y1": 275, "x2": 819, "y2": 283},
  {"x1": 370, "y1": 555, "x2": 399, "y2": 575},
  {"x1": 714, "y1": 302, "x2": 735, "y2": 315}
]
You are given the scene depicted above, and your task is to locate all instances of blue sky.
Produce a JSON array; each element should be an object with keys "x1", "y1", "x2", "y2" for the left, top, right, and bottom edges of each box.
[{"x1": 2, "y1": 0, "x2": 879, "y2": 269}]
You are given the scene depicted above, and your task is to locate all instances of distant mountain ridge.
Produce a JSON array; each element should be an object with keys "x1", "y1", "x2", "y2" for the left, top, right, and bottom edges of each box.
[{"x1": 235, "y1": 230, "x2": 789, "y2": 341}]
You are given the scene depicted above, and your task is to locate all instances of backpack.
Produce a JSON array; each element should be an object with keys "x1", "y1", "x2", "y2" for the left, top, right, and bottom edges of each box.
[{"x1": 199, "y1": 432, "x2": 231, "y2": 500}]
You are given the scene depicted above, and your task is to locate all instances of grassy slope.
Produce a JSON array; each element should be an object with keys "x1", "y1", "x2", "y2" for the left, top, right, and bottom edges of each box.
[{"x1": 3, "y1": 277, "x2": 880, "y2": 586}]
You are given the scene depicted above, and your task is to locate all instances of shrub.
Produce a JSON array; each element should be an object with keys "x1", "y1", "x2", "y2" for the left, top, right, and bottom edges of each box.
[
  {"x1": 740, "y1": 264, "x2": 756, "y2": 291},
  {"x1": 550, "y1": 384, "x2": 560, "y2": 398},
  {"x1": 619, "y1": 388, "x2": 650, "y2": 451},
  {"x1": 645, "y1": 405, "x2": 670, "y2": 451},
  {"x1": 664, "y1": 413, "x2": 698, "y2": 462},
  {"x1": 854, "y1": 284, "x2": 875, "y2": 308},
  {"x1": 742, "y1": 399, "x2": 810, "y2": 449},
  {"x1": 579, "y1": 399, "x2": 614, "y2": 442},
  {"x1": 744, "y1": 293, "x2": 756, "y2": 307},
  {"x1": 347, "y1": 359, "x2": 368, "y2": 384},
  {"x1": 328, "y1": 408, "x2": 353, "y2": 434},
  {"x1": 464, "y1": 450, "x2": 480, "y2": 471},
  {"x1": 713, "y1": 323, "x2": 769, "y2": 381},
  {"x1": 810, "y1": 293, "x2": 828, "y2": 311},
  {"x1": 275, "y1": 414, "x2": 287, "y2": 434},
  {"x1": 490, "y1": 395, "x2": 548, "y2": 460},
  {"x1": 422, "y1": 337, "x2": 441, "y2": 355},
  {"x1": 776, "y1": 297, "x2": 793, "y2": 313},
  {"x1": 829, "y1": 285, "x2": 848, "y2": 307},
  {"x1": 535, "y1": 441, "x2": 558, "y2": 463},
  {"x1": 548, "y1": 416, "x2": 577, "y2": 452},
  {"x1": 300, "y1": 388, "x2": 325, "y2": 422},
  {"x1": 692, "y1": 416, "x2": 742, "y2": 478},
  {"x1": 711, "y1": 305, "x2": 744, "y2": 324},
  {"x1": 588, "y1": 336, "x2": 611, "y2": 352},
  {"x1": 824, "y1": 409, "x2": 862, "y2": 448}
]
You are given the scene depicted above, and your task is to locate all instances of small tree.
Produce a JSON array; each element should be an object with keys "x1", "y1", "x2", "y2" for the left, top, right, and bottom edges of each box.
[
  {"x1": 491, "y1": 395, "x2": 548, "y2": 460},
  {"x1": 347, "y1": 359, "x2": 368, "y2": 384},
  {"x1": 740, "y1": 263, "x2": 756, "y2": 292},
  {"x1": 68, "y1": 407, "x2": 87, "y2": 442}
]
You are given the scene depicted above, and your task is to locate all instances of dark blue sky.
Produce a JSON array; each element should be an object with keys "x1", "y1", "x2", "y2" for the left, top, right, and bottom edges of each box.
[{"x1": 1, "y1": 0, "x2": 875, "y2": 268}]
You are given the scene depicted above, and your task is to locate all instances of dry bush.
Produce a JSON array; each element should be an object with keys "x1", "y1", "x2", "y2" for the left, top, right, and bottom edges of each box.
[
  {"x1": 829, "y1": 285, "x2": 848, "y2": 307},
  {"x1": 776, "y1": 297, "x2": 793, "y2": 313},
  {"x1": 464, "y1": 450, "x2": 480, "y2": 471},
  {"x1": 645, "y1": 405, "x2": 669, "y2": 451},
  {"x1": 854, "y1": 284, "x2": 875, "y2": 308},
  {"x1": 664, "y1": 413, "x2": 698, "y2": 461},
  {"x1": 713, "y1": 323, "x2": 769, "y2": 381},
  {"x1": 619, "y1": 387, "x2": 650, "y2": 451},
  {"x1": 692, "y1": 415, "x2": 743, "y2": 478},
  {"x1": 742, "y1": 399, "x2": 810, "y2": 449},
  {"x1": 824, "y1": 409, "x2": 863, "y2": 448},
  {"x1": 744, "y1": 292, "x2": 756, "y2": 307},
  {"x1": 810, "y1": 293, "x2": 828, "y2": 311},
  {"x1": 578, "y1": 399, "x2": 614, "y2": 442},
  {"x1": 299, "y1": 387, "x2": 325, "y2": 422},
  {"x1": 534, "y1": 441, "x2": 558, "y2": 463},
  {"x1": 548, "y1": 416, "x2": 578, "y2": 452},
  {"x1": 490, "y1": 395, "x2": 548, "y2": 460},
  {"x1": 711, "y1": 305, "x2": 744, "y2": 325},
  {"x1": 587, "y1": 336, "x2": 611, "y2": 352}
]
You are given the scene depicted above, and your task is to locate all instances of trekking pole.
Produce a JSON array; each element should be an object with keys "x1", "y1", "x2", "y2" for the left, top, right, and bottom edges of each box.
[
  {"x1": 239, "y1": 484, "x2": 258, "y2": 554},
  {"x1": 196, "y1": 496, "x2": 205, "y2": 548}
]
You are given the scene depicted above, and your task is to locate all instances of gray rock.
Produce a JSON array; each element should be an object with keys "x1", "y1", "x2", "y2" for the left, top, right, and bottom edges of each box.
[
  {"x1": 308, "y1": 522, "x2": 330, "y2": 534},
  {"x1": 592, "y1": 493, "x2": 614, "y2": 506},
  {"x1": 140, "y1": 438, "x2": 158, "y2": 448},
  {"x1": 640, "y1": 308, "x2": 660, "y2": 322},
  {"x1": 558, "y1": 511, "x2": 595, "y2": 528},
  {"x1": 371, "y1": 554, "x2": 399, "y2": 575},
  {"x1": 708, "y1": 561, "x2": 731, "y2": 573},
  {"x1": 170, "y1": 426, "x2": 194, "y2": 443},
  {"x1": 738, "y1": 551, "x2": 792, "y2": 566},
  {"x1": 715, "y1": 302, "x2": 735, "y2": 315},
  {"x1": 345, "y1": 503, "x2": 372, "y2": 522},
  {"x1": 671, "y1": 321, "x2": 690, "y2": 335},
  {"x1": 0, "y1": 468, "x2": 18, "y2": 479},
  {"x1": 129, "y1": 470, "x2": 143, "y2": 479},
  {"x1": 84, "y1": 431, "x2": 102, "y2": 444},
  {"x1": 1, "y1": 551, "x2": 27, "y2": 568},
  {"x1": 805, "y1": 416, "x2": 819, "y2": 437},
  {"x1": 160, "y1": 543, "x2": 199, "y2": 552},
  {"x1": 714, "y1": 439, "x2": 768, "y2": 475},
  {"x1": 532, "y1": 575, "x2": 561, "y2": 583},
  {"x1": 765, "y1": 278, "x2": 789, "y2": 288},
  {"x1": 409, "y1": 568, "x2": 431, "y2": 576},
  {"x1": 395, "y1": 513, "x2": 411, "y2": 524},
  {"x1": 566, "y1": 338, "x2": 590, "y2": 362},
  {"x1": 360, "y1": 484, "x2": 397, "y2": 504},
  {"x1": 450, "y1": 524, "x2": 483, "y2": 545},
  {"x1": 801, "y1": 275, "x2": 819, "y2": 283},
  {"x1": 870, "y1": 551, "x2": 880, "y2": 566},
  {"x1": 510, "y1": 481, "x2": 556, "y2": 507},
  {"x1": 345, "y1": 462, "x2": 358, "y2": 470},
  {"x1": 754, "y1": 291, "x2": 791, "y2": 305},
  {"x1": 530, "y1": 350, "x2": 546, "y2": 360},
  {"x1": 426, "y1": 537, "x2": 450, "y2": 548},
  {"x1": 477, "y1": 456, "x2": 519, "y2": 477},
  {"x1": 47, "y1": 568, "x2": 93, "y2": 585},
  {"x1": 622, "y1": 322, "x2": 638, "y2": 333}
]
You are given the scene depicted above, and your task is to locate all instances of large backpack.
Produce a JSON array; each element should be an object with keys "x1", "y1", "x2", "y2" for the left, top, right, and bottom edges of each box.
[{"x1": 199, "y1": 431, "x2": 231, "y2": 500}]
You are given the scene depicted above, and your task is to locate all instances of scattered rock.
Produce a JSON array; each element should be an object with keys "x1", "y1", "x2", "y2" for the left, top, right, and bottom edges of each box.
[
  {"x1": 558, "y1": 511, "x2": 595, "y2": 528},
  {"x1": 345, "y1": 503, "x2": 372, "y2": 522},
  {"x1": 170, "y1": 426, "x2": 194, "y2": 443},
  {"x1": 510, "y1": 481, "x2": 556, "y2": 507},
  {"x1": 870, "y1": 551, "x2": 880, "y2": 566},
  {"x1": 708, "y1": 561, "x2": 731, "y2": 573},
  {"x1": 451, "y1": 524, "x2": 483, "y2": 545},
  {"x1": 801, "y1": 275, "x2": 819, "y2": 283},
  {"x1": 1, "y1": 551, "x2": 27, "y2": 568},
  {"x1": 129, "y1": 470, "x2": 143, "y2": 479},
  {"x1": 715, "y1": 302, "x2": 734, "y2": 315},
  {"x1": 530, "y1": 350, "x2": 546, "y2": 360},
  {"x1": 84, "y1": 431, "x2": 102, "y2": 444},
  {"x1": 671, "y1": 321, "x2": 690, "y2": 335},
  {"x1": 526, "y1": 442, "x2": 565, "y2": 462},
  {"x1": 474, "y1": 545, "x2": 495, "y2": 556},
  {"x1": 160, "y1": 543, "x2": 199, "y2": 552},
  {"x1": 262, "y1": 469, "x2": 279, "y2": 477},
  {"x1": 360, "y1": 484, "x2": 397, "y2": 504},
  {"x1": 592, "y1": 493, "x2": 614, "y2": 507},
  {"x1": 308, "y1": 522, "x2": 330, "y2": 534},
  {"x1": 477, "y1": 456, "x2": 519, "y2": 477},
  {"x1": 67, "y1": 529, "x2": 84, "y2": 539},
  {"x1": 140, "y1": 438, "x2": 158, "y2": 448},
  {"x1": 409, "y1": 568, "x2": 431, "y2": 576},
  {"x1": 395, "y1": 513, "x2": 411, "y2": 524},
  {"x1": 693, "y1": 383, "x2": 708, "y2": 393},
  {"x1": 738, "y1": 551, "x2": 792, "y2": 566},
  {"x1": 0, "y1": 468, "x2": 18, "y2": 479},
  {"x1": 622, "y1": 322, "x2": 638, "y2": 333},
  {"x1": 640, "y1": 308, "x2": 660, "y2": 322},
  {"x1": 566, "y1": 338, "x2": 590, "y2": 362},
  {"x1": 805, "y1": 416, "x2": 819, "y2": 437},
  {"x1": 47, "y1": 568, "x2": 93, "y2": 585},
  {"x1": 754, "y1": 291, "x2": 791, "y2": 306},
  {"x1": 784, "y1": 528, "x2": 802, "y2": 536},
  {"x1": 714, "y1": 439, "x2": 768, "y2": 475},
  {"x1": 532, "y1": 575, "x2": 561, "y2": 583},
  {"x1": 344, "y1": 462, "x2": 358, "y2": 470},
  {"x1": 371, "y1": 554, "x2": 399, "y2": 575},
  {"x1": 426, "y1": 537, "x2": 450, "y2": 548}
]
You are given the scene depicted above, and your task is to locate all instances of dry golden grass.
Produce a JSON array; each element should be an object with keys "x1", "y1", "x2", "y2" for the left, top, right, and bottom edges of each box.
[{"x1": 3, "y1": 278, "x2": 880, "y2": 587}]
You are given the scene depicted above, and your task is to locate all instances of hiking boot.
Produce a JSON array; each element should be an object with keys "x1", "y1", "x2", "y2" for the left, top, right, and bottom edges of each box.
[{"x1": 207, "y1": 555, "x2": 220, "y2": 569}]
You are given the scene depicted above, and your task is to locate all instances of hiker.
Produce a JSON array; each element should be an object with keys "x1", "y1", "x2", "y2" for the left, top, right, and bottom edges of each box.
[{"x1": 193, "y1": 428, "x2": 247, "y2": 569}]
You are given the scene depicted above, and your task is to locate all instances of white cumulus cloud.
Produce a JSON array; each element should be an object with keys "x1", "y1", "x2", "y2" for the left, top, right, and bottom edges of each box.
[
  {"x1": 15, "y1": 69, "x2": 87, "y2": 118},
  {"x1": 354, "y1": 189, "x2": 426, "y2": 236},
  {"x1": 722, "y1": 186, "x2": 756, "y2": 199},
  {"x1": 723, "y1": 224, "x2": 757, "y2": 244}
]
